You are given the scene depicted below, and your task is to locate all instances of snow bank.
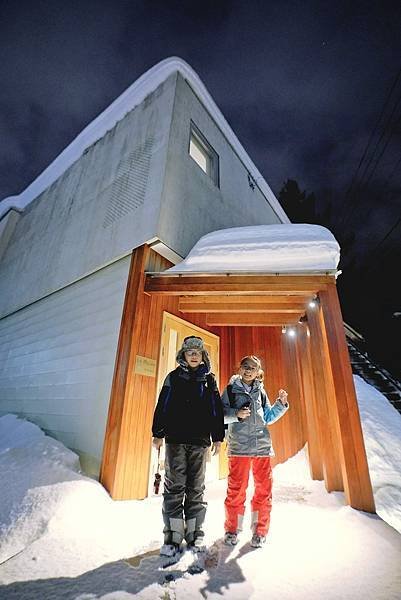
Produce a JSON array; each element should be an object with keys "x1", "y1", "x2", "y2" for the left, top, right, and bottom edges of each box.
[
  {"x1": 0, "y1": 415, "x2": 160, "y2": 572},
  {"x1": 166, "y1": 224, "x2": 340, "y2": 274},
  {"x1": 355, "y1": 375, "x2": 401, "y2": 533}
]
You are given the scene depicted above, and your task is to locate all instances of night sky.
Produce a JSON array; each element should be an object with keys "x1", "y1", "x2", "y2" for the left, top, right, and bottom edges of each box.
[{"x1": 1, "y1": 0, "x2": 401, "y2": 374}]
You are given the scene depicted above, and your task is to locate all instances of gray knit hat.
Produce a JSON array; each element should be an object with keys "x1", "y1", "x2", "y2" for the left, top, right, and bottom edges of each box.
[{"x1": 176, "y1": 336, "x2": 211, "y2": 372}]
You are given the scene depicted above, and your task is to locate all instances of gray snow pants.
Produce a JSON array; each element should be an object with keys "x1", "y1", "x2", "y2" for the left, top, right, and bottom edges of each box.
[{"x1": 162, "y1": 443, "x2": 208, "y2": 544}]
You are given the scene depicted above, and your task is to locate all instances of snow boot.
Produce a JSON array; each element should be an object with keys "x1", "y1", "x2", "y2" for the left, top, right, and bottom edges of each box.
[
  {"x1": 159, "y1": 542, "x2": 182, "y2": 557},
  {"x1": 187, "y1": 534, "x2": 206, "y2": 553},
  {"x1": 224, "y1": 532, "x2": 238, "y2": 546},
  {"x1": 250, "y1": 534, "x2": 266, "y2": 548}
]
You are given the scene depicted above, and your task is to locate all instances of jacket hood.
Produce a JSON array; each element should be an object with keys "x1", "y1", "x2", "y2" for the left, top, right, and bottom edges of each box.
[{"x1": 230, "y1": 374, "x2": 263, "y2": 392}]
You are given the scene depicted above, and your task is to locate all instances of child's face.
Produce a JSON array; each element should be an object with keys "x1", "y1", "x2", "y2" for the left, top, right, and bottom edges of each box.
[
  {"x1": 184, "y1": 349, "x2": 203, "y2": 369},
  {"x1": 239, "y1": 359, "x2": 259, "y2": 383}
]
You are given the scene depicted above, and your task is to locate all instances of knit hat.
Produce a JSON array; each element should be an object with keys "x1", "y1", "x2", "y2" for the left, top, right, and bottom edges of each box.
[{"x1": 176, "y1": 335, "x2": 211, "y2": 372}]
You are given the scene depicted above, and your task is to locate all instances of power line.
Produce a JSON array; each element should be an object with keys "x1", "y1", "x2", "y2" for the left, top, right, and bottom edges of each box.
[
  {"x1": 341, "y1": 65, "x2": 401, "y2": 203},
  {"x1": 366, "y1": 215, "x2": 401, "y2": 265},
  {"x1": 339, "y1": 95, "x2": 401, "y2": 229},
  {"x1": 338, "y1": 64, "x2": 401, "y2": 229}
]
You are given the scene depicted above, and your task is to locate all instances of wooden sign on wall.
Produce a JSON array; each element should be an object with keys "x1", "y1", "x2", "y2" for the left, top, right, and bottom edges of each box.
[{"x1": 134, "y1": 355, "x2": 157, "y2": 377}]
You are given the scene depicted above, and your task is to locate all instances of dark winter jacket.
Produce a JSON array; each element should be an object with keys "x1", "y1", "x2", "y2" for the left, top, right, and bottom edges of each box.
[
  {"x1": 152, "y1": 365, "x2": 225, "y2": 447},
  {"x1": 222, "y1": 375, "x2": 289, "y2": 457}
]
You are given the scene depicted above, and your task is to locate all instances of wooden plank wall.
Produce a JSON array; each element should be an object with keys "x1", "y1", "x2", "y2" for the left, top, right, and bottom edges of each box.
[
  {"x1": 101, "y1": 246, "x2": 220, "y2": 499},
  {"x1": 297, "y1": 326, "x2": 324, "y2": 480},
  {"x1": 319, "y1": 284, "x2": 375, "y2": 512},
  {"x1": 101, "y1": 248, "x2": 373, "y2": 511},
  {"x1": 217, "y1": 326, "x2": 307, "y2": 469}
]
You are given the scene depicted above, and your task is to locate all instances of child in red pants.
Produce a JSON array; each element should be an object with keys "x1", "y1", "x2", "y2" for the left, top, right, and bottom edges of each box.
[{"x1": 222, "y1": 355, "x2": 289, "y2": 548}]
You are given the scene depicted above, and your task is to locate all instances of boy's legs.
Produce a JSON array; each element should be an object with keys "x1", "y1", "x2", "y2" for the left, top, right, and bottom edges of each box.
[
  {"x1": 224, "y1": 456, "x2": 251, "y2": 534},
  {"x1": 162, "y1": 443, "x2": 187, "y2": 545},
  {"x1": 183, "y1": 444, "x2": 208, "y2": 545},
  {"x1": 250, "y1": 456, "x2": 272, "y2": 537}
]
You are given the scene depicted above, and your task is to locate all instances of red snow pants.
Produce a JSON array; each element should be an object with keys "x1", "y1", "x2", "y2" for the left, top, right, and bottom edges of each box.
[{"x1": 224, "y1": 456, "x2": 272, "y2": 537}]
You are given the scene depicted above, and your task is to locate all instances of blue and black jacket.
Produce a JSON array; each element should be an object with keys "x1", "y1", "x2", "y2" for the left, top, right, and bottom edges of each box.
[{"x1": 152, "y1": 365, "x2": 225, "y2": 447}]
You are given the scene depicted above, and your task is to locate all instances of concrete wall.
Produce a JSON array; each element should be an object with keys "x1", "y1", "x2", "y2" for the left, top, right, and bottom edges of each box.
[
  {"x1": 0, "y1": 256, "x2": 130, "y2": 477},
  {"x1": 0, "y1": 209, "x2": 21, "y2": 262},
  {"x1": 158, "y1": 73, "x2": 283, "y2": 258},
  {"x1": 0, "y1": 74, "x2": 177, "y2": 319},
  {"x1": 0, "y1": 70, "x2": 286, "y2": 319}
]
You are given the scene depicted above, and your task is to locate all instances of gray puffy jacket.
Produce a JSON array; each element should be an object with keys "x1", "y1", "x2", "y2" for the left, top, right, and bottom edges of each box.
[{"x1": 222, "y1": 375, "x2": 289, "y2": 457}]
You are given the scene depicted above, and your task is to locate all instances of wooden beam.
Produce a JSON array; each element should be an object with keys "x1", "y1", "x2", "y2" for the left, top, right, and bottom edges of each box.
[
  {"x1": 282, "y1": 328, "x2": 308, "y2": 458},
  {"x1": 179, "y1": 301, "x2": 307, "y2": 313},
  {"x1": 100, "y1": 244, "x2": 151, "y2": 499},
  {"x1": 179, "y1": 295, "x2": 314, "y2": 305},
  {"x1": 145, "y1": 274, "x2": 332, "y2": 296},
  {"x1": 297, "y1": 325, "x2": 324, "y2": 480},
  {"x1": 204, "y1": 313, "x2": 302, "y2": 326},
  {"x1": 307, "y1": 304, "x2": 344, "y2": 493},
  {"x1": 319, "y1": 284, "x2": 375, "y2": 513}
]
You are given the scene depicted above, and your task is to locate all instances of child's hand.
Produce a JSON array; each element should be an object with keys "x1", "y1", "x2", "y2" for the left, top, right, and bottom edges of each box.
[
  {"x1": 237, "y1": 406, "x2": 251, "y2": 419},
  {"x1": 278, "y1": 389, "x2": 288, "y2": 404},
  {"x1": 211, "y1": 441, "x2": 221, "y2": 455},
  {"x1": 152, "y1": 437, "x2": 163, "y2": 450}
]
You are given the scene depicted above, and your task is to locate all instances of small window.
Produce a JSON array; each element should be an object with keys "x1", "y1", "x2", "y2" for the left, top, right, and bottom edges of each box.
[{"x1": 189, "y1": 122, "x2": 219, "y2": 186}]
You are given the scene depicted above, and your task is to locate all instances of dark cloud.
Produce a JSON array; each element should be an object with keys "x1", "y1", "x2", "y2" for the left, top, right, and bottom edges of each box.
[{"x1": 1, "y1": 0, "x2": 401, "y2": 373}]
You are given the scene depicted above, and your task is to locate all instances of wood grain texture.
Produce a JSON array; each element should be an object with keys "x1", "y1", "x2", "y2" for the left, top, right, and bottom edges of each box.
[
  {"x1": 297, "y1": 325, "x2": 323, "y2": 480},
  {"x1": 179, "y1": 300, "x2": 309, "y2": 313},
  {"x1": 320, "y1": 284, "x2": 375, "y2": 513},
  {"x1": 205, "y1": 313, "x2": 303, "y2": 326},
  {"x1": 102, "y1": 262, "x2": 374, "y2": 512},
  {"x1": 145, "y1": 274, "x2": 332, "y2": 295},
  {"x1": 100, "y1": 245, "x2": 151, "y2": 498},
  {"x1": 307, "y1": 303, "x2": 344, "y2": 493}
]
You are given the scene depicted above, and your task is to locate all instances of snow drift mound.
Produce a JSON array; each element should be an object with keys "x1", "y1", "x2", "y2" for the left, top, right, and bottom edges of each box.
[{"x1": 0, "y1": 414, "x2": 83, "y2": 562}]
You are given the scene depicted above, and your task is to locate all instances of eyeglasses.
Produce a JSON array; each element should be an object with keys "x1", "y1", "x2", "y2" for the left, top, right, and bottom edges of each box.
[
  {"x1": 240, "y1": 364, "x2": 258, "y2": 372},
  {"x1": 185, "y1": 350, "x2": 202, "y2": 357}
]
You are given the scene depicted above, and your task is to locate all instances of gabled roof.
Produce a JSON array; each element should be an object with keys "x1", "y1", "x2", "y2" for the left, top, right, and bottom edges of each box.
[{"x1": 0, "y1": 57, "x2": 289, "y2": 223}]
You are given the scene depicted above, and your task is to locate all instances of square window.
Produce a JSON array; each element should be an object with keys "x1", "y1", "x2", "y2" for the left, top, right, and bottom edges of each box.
[{"x1": 189, "y1": 122, "x2": 219, "y2": 186}]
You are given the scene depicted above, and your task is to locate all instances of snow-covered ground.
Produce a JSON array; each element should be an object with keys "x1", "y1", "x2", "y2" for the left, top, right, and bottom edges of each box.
[{"x1": 0, "y1": 375, "x2": 400, "y2": 599}]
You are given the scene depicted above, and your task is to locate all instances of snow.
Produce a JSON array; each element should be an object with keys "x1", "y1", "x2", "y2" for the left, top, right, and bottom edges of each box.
[
  {"x1": 165, "y1": 224, "x2": 340, "y2": 274},
  {"x1": 0, "y1": 376, "x2": 400, "y2": 598},
  {"x1": 0, "y1": 57, "x2": 288, "y2": 225}
]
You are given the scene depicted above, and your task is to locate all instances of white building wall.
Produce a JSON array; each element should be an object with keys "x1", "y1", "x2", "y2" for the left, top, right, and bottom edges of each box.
[
  {"x1": 0, "y1": 255, "x2": 130, "y2": 476},
  {"x1": 0, "y1": 74, "x2": 177, "y2": 319},
  {"x1": 158, "y1": 73, "x2": 284, "y2": 258}
]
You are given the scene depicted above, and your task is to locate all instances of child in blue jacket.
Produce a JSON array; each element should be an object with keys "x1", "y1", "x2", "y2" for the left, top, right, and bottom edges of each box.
[{"x1": 222, "y1": 355, "x2": 288, "y2": 548}]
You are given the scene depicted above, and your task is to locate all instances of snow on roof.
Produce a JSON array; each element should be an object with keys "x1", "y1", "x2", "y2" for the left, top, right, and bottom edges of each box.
[
  {"x1": 0, "y1": 57, "x2": 289, "y2": 223},
  {"x1": 166, "y1": 224, "x2": 340, "y2": 274}
]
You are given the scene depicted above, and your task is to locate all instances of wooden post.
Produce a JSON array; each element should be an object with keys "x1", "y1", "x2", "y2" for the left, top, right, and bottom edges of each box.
[
  {"x1": 264, "y1": 328, "x2": 288, "y2": 466},
  {"x1": 282, "y1": 327, "x2": 307, "y2": 458},
  {"x1": 297, "y1": 325, "x2": 324, "y2": 480},
  {"x1": 319, "y1": 284, "x2": 375, "y2": 513},
  {"x1": 100, "y1": 245, "x2": 151, "y2": 499},
  {"x1": 307, "y1": 304, "x2": 344, "y2": 492}
]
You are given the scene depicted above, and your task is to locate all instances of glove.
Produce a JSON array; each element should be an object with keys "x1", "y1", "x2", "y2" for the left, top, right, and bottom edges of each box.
[{"x1": 211, "y1": 441, "x2": 222, "y2": 455}]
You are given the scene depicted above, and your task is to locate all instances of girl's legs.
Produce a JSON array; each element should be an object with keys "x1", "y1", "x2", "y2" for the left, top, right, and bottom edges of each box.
[
  {"x1": 224, "y1": 456, "x2": 251, "y2": 534},
  {"x1": 250, "y1": 456, "x2": 273, "y2": 537}
]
